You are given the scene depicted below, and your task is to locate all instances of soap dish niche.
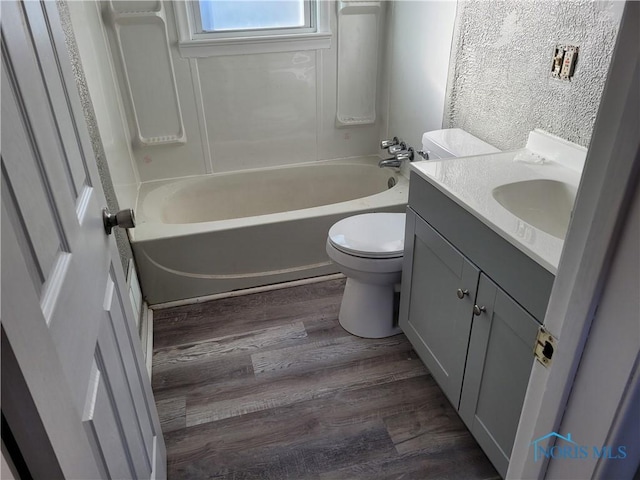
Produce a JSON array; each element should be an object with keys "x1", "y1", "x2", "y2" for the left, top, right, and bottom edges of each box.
[{"x1": 134, "y1": 133, "x2": 187, "y2": 148}]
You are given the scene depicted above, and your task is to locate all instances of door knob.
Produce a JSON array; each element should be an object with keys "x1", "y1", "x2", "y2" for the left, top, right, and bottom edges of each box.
[{"x1": 103, "y1": 208, "x2": 135, "y2": 235}]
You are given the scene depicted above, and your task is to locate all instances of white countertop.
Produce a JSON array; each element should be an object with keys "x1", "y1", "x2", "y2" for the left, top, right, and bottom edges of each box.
[{"x1": 410, "y1": 148, "x2": 583, "y2": 274}]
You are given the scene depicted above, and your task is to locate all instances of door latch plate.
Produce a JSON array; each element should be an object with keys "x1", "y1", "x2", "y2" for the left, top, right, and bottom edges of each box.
[{"x1": 534, "y1": 327, "x2": 557, "y2": 367}]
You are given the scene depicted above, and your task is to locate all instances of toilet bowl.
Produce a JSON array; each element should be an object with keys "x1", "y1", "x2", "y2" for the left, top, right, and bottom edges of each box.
[
  {"x1": 327, "y1": 129, "x2": 500, "y2": 338},
  {"x1": 326, "y1": 212, "x2": 405, "y2": 338}
]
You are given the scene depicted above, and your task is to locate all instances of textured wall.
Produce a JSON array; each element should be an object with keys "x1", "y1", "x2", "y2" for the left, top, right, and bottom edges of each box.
[{"x1": 444, "y1": 0, "x2": 622, "y2": 150}]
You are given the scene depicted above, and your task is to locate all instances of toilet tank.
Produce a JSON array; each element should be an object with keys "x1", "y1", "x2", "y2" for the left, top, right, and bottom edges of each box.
[{"x1": 421, "y1": 128, "x2": 500, "y2": 160}]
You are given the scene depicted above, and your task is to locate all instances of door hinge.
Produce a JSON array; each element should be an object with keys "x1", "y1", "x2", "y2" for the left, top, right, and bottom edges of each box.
[{"x1": 534, "y1": 327, "x2": 557, "y2": 368}]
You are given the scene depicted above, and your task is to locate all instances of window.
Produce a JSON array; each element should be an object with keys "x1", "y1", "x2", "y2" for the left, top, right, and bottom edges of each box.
[
  {"x1": 174, "y1": 0, "x2": 331, "y2": 57},
  {"x1": 197, "y1": 1, "x2": 309, "y2": 33}
]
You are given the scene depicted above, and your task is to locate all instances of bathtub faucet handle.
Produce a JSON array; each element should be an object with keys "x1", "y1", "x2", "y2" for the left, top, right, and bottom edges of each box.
[
  {"x1": 380, "y1": 137, "x2": 400, "y2": 150},
  {"x1": 395, "y1": 147, "x2": 414, "y2": 163},
  {"x1": 378, "y1": 147, "x2": 413, "y2": 168},
  {"x1": 378, "y1": 147, "x2": 414, "y2": 168},
  {"x1": 388, "y1": 142, "x2": 407, "y2": 155}
]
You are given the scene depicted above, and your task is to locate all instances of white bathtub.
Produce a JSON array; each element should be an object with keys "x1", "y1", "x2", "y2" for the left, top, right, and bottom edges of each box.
[{"x1": 131, "y1": 157, "x2": 408, "y2": 304}]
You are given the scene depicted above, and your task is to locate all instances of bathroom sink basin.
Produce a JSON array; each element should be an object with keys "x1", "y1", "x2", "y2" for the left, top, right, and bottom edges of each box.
[{"x1": 492, "y1": 179, "x2": 577, "y2": 239}]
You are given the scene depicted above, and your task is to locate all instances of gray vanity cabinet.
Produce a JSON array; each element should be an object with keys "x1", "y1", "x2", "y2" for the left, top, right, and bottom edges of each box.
[
  {"x1": 400, "y1": 208, "x2": 480, "y2": 407},
  {"x1": 399, "y1": 173, "x2": 552, "y2": 478},
  {"x1": 458, "y1": 274, "x2": 540, "y2": 476}
]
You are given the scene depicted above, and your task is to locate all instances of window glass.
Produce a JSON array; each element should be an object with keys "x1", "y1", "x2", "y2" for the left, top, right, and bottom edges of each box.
[
  {"x1": 198, "y1": 1, "x2": 307, "y2": 32},
  {"x1": 174, "y1": 0, "x2": 330, "y2": 56}
]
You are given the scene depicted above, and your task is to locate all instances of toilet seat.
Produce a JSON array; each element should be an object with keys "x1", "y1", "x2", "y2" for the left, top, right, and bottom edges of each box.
[{"x1": 328, "y1": 213, "x2": 405, "y2": 259}]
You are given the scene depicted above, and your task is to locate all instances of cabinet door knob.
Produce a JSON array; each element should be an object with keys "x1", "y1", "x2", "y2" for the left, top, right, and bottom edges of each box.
[
  {"x1": 456, "y1": 288, "x2": 469, "y2": 299},
  {"x1": 473, "y1": 305, "x2": 486, "y2": 316}
]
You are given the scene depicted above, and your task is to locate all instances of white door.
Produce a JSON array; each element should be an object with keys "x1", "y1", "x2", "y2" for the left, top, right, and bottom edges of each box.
[{"x1": 1, "y1": 1, "x2": 166, "y2": 478}]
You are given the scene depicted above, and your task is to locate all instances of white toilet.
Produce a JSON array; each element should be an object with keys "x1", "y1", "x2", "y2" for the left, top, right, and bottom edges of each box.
[
  {"x1": 326, "y1": 128, "x2": 500, "y2": 338},
  {"x1": 326, "y1": 212, "x2": 406, "y2": 338}
]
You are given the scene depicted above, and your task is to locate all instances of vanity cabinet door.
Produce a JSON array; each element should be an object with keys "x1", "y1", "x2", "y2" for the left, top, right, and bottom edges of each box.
[
  {"x1": 459, "y1": 274, "x2": 540, "y2": 478},
  {"x1": 399, "y1": 208, "x2": 480, "y2": 407}
]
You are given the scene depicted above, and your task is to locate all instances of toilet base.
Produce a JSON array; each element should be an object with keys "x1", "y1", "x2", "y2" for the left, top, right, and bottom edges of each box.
[{"x1": 338, "y1": 278, "x2": 402, "y2": 338}]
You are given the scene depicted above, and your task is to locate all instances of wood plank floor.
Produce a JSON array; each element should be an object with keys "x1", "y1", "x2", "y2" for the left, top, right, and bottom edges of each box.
[{"x1": 152, "y1": 278, "x2": 499, "y2": 479}]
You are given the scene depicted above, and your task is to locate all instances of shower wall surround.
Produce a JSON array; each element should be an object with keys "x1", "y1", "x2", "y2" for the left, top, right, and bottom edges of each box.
[
  {"x1": 101, "y1": 1, "x2": 387, "y2": 183},
  {"x1": 445, "y1": 0, "x2": 623, "y2": 150},
  {"x1": 381, "y1": 1, "x2": 458, "y2": 156}
]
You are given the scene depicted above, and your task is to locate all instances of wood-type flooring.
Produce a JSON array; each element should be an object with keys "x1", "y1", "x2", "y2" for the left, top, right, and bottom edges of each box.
[{"x1": 152, "y1": 278, "x2": 499, "y2": 479}]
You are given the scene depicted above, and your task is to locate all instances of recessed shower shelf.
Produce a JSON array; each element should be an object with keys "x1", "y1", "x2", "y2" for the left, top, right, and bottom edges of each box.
[
  {"x1": 335, "y1": 0, "x2": 382, "y2": 128},
  {"x1": 105, "y1": 1, "x2": 186, "y2": 147}
]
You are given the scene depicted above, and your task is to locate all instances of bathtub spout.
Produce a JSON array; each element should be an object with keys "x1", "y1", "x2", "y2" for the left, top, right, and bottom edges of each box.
[
  {"x1": 378, "y1": 158, "x2": 402, "y2": 168},
  {"x1": 378, "y1": 147, "x2": 414, "y2": 168}
]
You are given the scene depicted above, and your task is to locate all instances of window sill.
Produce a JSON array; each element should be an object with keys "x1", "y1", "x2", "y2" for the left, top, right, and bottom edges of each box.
[{"x1": 177, "y1": 31, "x2": 332, "y2": 58}]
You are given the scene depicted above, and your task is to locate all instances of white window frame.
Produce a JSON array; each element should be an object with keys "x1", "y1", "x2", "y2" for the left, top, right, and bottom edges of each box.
[{"x1": 173, "y1": 0, "x2": 332, "y2": 58}]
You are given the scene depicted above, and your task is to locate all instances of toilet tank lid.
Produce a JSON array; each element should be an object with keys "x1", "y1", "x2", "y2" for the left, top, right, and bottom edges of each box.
[{"x1": 422, "y1": 128, "x2": 500, "y2": 159}]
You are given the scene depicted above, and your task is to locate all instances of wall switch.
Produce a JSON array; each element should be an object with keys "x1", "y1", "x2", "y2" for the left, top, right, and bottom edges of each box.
[{"x1": 551, "y1": 44, "x2": 578, "y2": 80}]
